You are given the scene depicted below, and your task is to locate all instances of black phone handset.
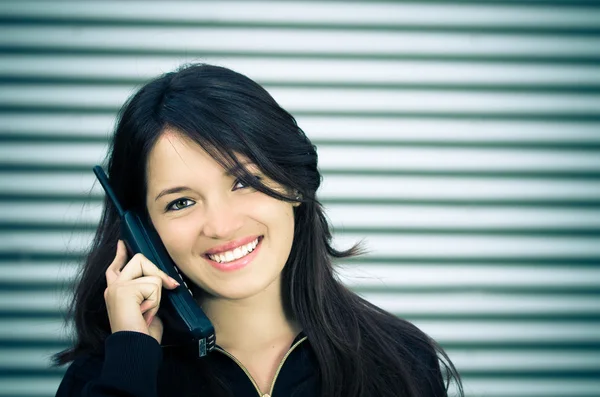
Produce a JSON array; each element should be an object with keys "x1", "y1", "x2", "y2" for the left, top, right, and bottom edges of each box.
[{"x1": 93, "y1": 165, "x2": 215, "y2": 357}]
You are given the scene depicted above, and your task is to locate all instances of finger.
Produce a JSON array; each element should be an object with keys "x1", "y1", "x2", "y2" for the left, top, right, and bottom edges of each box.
[
  {"x1": 131, "y1": 277, "x2": 163, "y2": 325},
  {"x1": 129, "y1": 276, "x2": 162, "y2": 313},
  {"x1": 127, "y1": 274, "x2": 176, "y2": 297},
  {"x1": 117, "y1": 253, "x2": 180, "y2": 288},
  {"x1": 105, "y1": 240, "x2": 128, "y2": 285},
  {"x1": 140, "y1": 290, "x2": 161, "y2": 327},
  {"x1": 140, "y1": 298, "x2": 160, "y2": 321},
  {"x1": 144, "y1": 311, "x2": 153, "y2": 327},
  {"x1": 147, "y1": 314, "x2": 163, "y2": 339},
  {"x1": 128, "y1": 275, "x2": 162, "y2": 287},
  {"x1": 125, "y1": 281, "x2": 161, "y2": 313},
  {"x1": 140, "y1": 299, "x2": 155, "y2": 313},
  {"x1": 130, "y1": 277, "x2": 165, "y2": 328},
  {"x1": 144, "y1": 306, "x2": 159, "y2": 327}
]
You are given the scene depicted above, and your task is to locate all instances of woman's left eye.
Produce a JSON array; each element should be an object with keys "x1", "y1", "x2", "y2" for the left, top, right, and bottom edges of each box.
[
  {"x1": 166, "y1": 198, "x2": 195, "y2": 212},
  {"x1": 233, "y1": 176, "x2": 261, "y2": 191}
]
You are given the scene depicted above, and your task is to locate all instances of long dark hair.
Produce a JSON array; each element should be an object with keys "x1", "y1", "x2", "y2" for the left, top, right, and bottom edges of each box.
[{"x1": 52, "y1": 63, "x2": 463, "y2": 397}]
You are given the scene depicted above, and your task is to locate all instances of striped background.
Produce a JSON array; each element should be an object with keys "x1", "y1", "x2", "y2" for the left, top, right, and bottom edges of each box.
[{"x1": 1, "y1": 1, "x2": 599, "y2": 396}]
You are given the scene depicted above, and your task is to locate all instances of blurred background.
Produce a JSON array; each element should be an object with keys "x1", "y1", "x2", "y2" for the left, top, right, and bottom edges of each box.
[{"x1": 1, "y1": 1, "x2": 600, "y2": 396}]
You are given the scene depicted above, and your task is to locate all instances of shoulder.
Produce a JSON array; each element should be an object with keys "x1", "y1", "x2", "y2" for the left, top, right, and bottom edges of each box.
[
  {"x1": 55, "y1": 331, "x2": 163, "y2": 396},
  {"x1": 55, "y1": 353, "x2": 104, "y2": 396}
]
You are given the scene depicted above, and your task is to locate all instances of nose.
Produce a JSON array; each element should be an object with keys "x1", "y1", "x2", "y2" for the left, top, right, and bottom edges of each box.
[{"x1": 200, "y1": 197, "x2": 243, "y2": 239}]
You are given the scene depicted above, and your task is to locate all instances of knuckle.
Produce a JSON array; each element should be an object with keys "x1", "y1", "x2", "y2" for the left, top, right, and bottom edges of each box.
[
  {"x1": 152, "y1": 285, "x2": 162, "y2": 301},
  {"x1": 146, "y1": 281, "x2": 160, "y2": 294},
  {"x1": 104, "y1": 284, "x2": 118, "y2": 299},
  {"x1": 132, "y1": 252, "x2": 146, "y2": 262}
]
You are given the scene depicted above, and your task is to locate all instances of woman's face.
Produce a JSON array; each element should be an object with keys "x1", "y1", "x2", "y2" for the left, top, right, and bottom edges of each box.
[{"x1": 145, "y1": 129, "x2": 298, "y2": 301}]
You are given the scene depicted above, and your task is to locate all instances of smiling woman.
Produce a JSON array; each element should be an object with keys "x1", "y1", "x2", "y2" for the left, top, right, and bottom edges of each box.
[{"x1": 50, "y1": 63, "x2": 462, "y2": 397}]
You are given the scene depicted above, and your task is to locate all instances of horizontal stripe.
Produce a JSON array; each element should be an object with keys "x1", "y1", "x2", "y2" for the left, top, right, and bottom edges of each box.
[
  {"x1": 3, "y1": 202, "x2": 600, "y2": 230},
  {"x1": 2, "y1": 47, "x2": 600, "y2": 65},
  {"x1": 1, "y1": 26, "x2": 599, "y2": 58},
  {"x1": 2, "y1": 291, "x2": 600, "y2": 317},
  {"x1": 3, "y1": 56, "x2": 600, "y2": 87},
  {"x1": 3, "y1": 318, "x2": 600, "y2": 344},
  {"x1": 3, "y1": 172, "x2": 600, "y2": 201},
  {"x1": 3, "y1": 143, "x2": 600, "y2": 173},
  {"x1": 1, "y1": 2, "x2": 599, "y2": 30},
  {"x1": 2, "y1": 260, "x2": 599, "y2": 288},
  {"x1": 3, "y1": 114, "x2": 600, "y2": 147},
  {"x1": 5, "y1": 165, "x2": 600, "y2": 179},
  {"x1": 2, "y1": 85, "x2": 599, "y2": 115},
  {"x1": 3, "y1": 347, "x2": 598, "y2": 373},
  {"x1": 2, "y1": 230, "x2": 600, "y2": 258}
]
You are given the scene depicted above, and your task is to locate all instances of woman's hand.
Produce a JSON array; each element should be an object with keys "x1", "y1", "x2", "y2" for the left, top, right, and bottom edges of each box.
[{"x1": 104, "y1": 239, "x2": 181, "y2": 344}]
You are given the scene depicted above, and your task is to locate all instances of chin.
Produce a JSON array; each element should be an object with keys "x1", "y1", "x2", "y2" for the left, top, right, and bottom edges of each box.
[
  {"x1": 204, "y1": 273, "x2": 282, "y2": 301},
  {"x1": 177, "y1": 255, "x2": 284, "y2": 301},
  {"x1": 216, "y1": 289, "x2": 261, "y2": 301}
]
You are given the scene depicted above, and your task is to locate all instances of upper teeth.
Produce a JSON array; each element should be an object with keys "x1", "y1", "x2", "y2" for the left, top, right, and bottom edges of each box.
[{"x1": 207, "y1": 238, "x2": 259, "y2": 263}]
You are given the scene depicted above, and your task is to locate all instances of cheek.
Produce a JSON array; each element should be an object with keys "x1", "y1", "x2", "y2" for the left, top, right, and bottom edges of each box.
[
  {"x1": 265, "y1": 204, "x2": 296, "y2": 250},
  {"x1": 251, "y1": 199, "x2": 294, "y2": 231},
  {"x1": 155, "y1": 218, "x2": 197, "y2": 257}
]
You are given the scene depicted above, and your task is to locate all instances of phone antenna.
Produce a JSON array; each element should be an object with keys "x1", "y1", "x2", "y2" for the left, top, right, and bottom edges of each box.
[{"x1": 93, "y1": 165, "x2": 125, "y2": 217}]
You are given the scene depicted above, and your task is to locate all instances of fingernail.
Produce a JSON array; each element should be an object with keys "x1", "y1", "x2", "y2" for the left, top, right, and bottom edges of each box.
[{"x1": 169, "y1": 277, "x2": 180, "y2": 286}]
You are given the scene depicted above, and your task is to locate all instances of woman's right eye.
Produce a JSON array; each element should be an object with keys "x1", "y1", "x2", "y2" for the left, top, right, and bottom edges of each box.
[{"x1": 166, "y1": 198, "x2": 195, "y2": 212}]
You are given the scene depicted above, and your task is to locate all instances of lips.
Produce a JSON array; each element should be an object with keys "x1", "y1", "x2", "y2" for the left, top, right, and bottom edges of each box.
[
  {"x1": 204, "y1": 235, "x2": 262, "y2": 256},
  {"x1": 206, "y1": 237, "x2": 259, "y2": 263},
  {"x1": 204, "y1": 236, "x2": 263, "y2": 272}
]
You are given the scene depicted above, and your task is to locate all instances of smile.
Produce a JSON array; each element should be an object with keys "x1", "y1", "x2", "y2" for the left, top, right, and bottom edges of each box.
[
  {"x1": 206, "y1": 237, "x2": 260, "y2": 263},
  {"x1": 204, "y1": 236, "x2": 264, "y2": 273}
]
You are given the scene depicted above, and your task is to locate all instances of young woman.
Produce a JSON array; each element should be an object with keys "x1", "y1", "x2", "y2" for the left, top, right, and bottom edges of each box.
[{"x1": 52, "y1": 63, "x2": 463, "y2": 397}]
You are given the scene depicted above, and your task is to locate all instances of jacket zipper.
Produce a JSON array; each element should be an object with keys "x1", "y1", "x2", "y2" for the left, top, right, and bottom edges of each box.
[
  {"x1": 214, "y1": 336, "x2": 308, "y2": 397},
  {"x1": 213, "y1": 347, "x2": 262, "y2": 396},
  {"x1": 267, "y1": 336, "x2": 308, "y2": 396}
]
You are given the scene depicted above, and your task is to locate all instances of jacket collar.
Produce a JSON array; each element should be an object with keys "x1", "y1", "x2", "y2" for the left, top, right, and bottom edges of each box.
[{"x1": 209, "y1": 330, "x2": 317, "y2": 396}]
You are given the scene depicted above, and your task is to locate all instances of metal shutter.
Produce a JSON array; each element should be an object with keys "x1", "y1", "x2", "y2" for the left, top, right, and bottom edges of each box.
[{"x1": 1, "y1": 2, "x2": 599, "y2": 396}]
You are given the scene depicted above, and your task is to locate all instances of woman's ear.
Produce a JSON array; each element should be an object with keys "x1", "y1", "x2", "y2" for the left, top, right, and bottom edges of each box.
[{"x1": 292, "y1": 190, "x2": 302, "y2": 207}]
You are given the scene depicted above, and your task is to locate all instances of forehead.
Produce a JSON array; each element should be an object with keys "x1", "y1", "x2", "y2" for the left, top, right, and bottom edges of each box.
[
  {"x1": 147, "y1": 131, "x2": 212, "y2": 175},
  {"x1": 146, "y1": 130, "x2": 250, "y2": 187}
]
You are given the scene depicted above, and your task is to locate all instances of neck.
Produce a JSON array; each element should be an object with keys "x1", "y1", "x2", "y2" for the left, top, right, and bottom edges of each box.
[{"x1": 200, "y1": 277, "x2": 301, "y2": 354}]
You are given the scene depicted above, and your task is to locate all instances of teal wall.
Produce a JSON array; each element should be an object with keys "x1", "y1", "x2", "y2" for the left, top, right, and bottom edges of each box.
[{"x1": 0, "y1": 1, "x2": 599, "y2": 396}]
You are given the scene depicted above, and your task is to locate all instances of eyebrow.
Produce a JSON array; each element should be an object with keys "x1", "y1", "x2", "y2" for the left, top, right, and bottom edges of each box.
[
  {"x1": 153, "y1": 162, "x2": 256, "y2": 202},
  {"x1": 154, "y1": 186, "x2": 193, "y2": 202}
]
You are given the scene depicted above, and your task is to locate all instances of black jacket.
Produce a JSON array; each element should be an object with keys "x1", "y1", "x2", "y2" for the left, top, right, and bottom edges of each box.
[
  {"x1": 55, "y1": 330, "x2": 318, "y2": 397},
  {"x1": 55, "y1": 329, "x2": 445, "y2": 397}
]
